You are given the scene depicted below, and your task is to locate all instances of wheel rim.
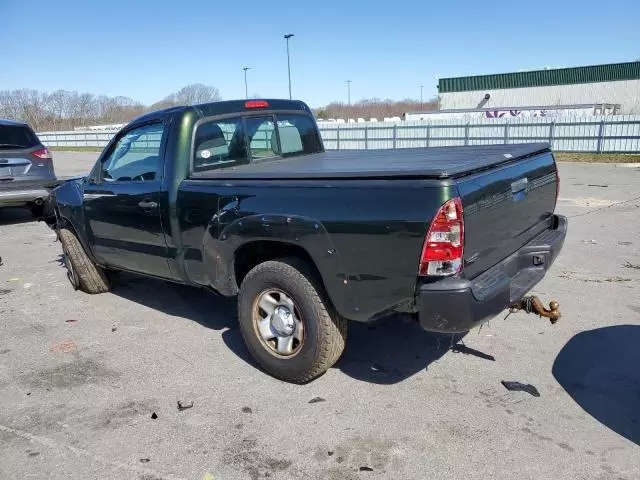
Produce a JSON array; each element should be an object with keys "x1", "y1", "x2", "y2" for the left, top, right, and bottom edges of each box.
[{"x1": 252, "y1": 289, "x2": 304, "y2": 357}]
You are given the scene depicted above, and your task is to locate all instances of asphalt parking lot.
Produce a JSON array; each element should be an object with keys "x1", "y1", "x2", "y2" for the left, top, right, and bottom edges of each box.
[{"x1": 1, "y1": 154, "x2": 639, "y2": 480}]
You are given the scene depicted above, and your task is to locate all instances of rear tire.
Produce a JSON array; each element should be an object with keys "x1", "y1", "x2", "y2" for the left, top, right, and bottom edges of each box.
[
  {"x1": 237, "y1": 258, "x2": 347, "y2": 383},
  {"x1": 58, "y1": 227, "x2": 111, "y2": 294}
]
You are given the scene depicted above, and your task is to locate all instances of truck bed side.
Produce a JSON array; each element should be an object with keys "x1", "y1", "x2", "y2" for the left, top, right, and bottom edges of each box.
[{"x1": 176, "y1": 178, "x2": 452, "y2": 322}]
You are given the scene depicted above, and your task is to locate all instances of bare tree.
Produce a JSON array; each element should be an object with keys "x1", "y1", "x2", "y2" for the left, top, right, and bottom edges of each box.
[
  {"x1": 0, "y1": 83, "x2": 221, "y2": 131},
  {"x1": 0, "y1": 89, "x2": 50, "y2": 131},
  {"x1": 77, "y1": 93, "x2": 96, "y2": 120},
  {"x1": 0, "y1": 90, "x2": 22, "y2": 120},
  {"x1": 146, "y1": 83, "x2": 222, "y2": 113},
  {"x1": 318, "y1": 97, "x2": 438, "y2": 120},
  {"x1": 2, "y1": 88, "x2": 431, "y2": 130},
  {"x1": 1, "y1": 88, "x2": 163, "y2": 130},
  {"x1": 148, "y1": 96, "x2": 178, "y2": 112},
  {"x1": 46, "y1": 90, "x2": 71, "y2": 130},
  {"x1": 174, "y1": 84, "x2": 221, "y2": 105}
]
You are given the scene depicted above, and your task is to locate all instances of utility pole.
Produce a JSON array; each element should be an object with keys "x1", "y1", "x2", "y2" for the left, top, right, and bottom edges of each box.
[
  {"x1": 420, "y1": 85, "x2": 424, "y2": 110},
  {"x1": 284, "y1": 34, "x2": 294, "y2": 99},
  {"x1": 243, "y1": 67, "x2": 250, "y2": 99},
  {"x1": 347, "y1": 80, "x2": 352, "y2": 106}
]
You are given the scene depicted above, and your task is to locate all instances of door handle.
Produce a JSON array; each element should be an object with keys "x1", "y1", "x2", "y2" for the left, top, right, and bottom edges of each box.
[{"x1": 138, "y1": 200, "x2": 158, "y2": 209}]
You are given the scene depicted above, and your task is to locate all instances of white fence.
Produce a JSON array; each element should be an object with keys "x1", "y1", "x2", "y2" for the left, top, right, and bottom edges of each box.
[{"x1": 37, "y1": 115, "x2": 640, "y2": 153}]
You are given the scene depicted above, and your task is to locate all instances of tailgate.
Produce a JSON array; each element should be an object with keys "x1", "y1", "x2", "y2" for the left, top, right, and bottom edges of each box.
[{"x1": 457, "y1": 151, "x2": 558, "y2": 279}]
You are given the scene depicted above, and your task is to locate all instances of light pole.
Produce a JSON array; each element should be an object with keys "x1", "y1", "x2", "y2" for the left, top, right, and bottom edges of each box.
[
  {"x1": 346, "y1": 80, "x2": 352, "y2": 106},
  {"x1": 420, "y1": 85, "x2": 424, "y2": 110},
  {"x1": 243, "y1": 67, "x2": 250, "y2": 99},
  {"x1": 284, "y1": 34, "x2": 294, "y2": 99}
]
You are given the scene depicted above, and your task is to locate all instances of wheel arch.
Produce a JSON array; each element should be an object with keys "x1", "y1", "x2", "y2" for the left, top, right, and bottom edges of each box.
[
  {"x1": 233, "y1": 240, "x2": 321, "y2": 288},
  {"x1": 203, "y1": 213, "x2": 356, "y2": 319},
  {"x1": 51, "y1": 180, "x2": 97, "y2": 263}
]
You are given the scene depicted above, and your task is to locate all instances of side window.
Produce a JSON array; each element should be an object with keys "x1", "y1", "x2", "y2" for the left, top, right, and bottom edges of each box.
[
  {"x1": 194, "y1": 118, "x2": 247, "y2": 171},
  {"x1": 275, "y1": 114, "x2": 322, "y2": 156},
  {"x1": 102, "y1": 123, "x2": 164, "y2": 182}
]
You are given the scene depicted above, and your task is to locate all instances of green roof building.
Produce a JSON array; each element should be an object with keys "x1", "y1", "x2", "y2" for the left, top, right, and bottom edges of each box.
[{"x1": 437, "y1": 61, "x2": 640, "y2": 113}]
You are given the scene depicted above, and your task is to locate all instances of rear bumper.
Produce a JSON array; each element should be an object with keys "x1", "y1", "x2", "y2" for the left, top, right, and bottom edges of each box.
[
  {"x1": 0, "y1": 188, "x2": 51, "y2": 207},
  {"x1": 417, "y1": 214, "x2": 567, "y2": 333}
]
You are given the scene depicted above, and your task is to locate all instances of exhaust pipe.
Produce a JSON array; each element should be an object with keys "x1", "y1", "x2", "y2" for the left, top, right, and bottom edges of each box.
[
  {"x1": 509, "y1": 295, "x2": 561, "y2": 324},
  {"x1": 33, "y1": 197, "x2": 44, "y2": 206}
]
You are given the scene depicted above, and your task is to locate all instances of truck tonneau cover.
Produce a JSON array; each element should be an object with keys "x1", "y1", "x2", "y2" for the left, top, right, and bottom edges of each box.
[{"x1": 193, "y1": 143, "x2": 551, "y2": 180}]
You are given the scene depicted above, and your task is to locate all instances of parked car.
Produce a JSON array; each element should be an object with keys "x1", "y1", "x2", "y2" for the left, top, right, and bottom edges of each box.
[
  {"x1": 0, "y1": 119, "x2": 57, "y2": 217},
  {"x1": 44, "y1": 99, "x2": 567, "y2": 383}
]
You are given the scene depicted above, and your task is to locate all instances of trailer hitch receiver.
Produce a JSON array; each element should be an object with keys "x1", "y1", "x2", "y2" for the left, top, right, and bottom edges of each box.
[{"x1": 509, "y1": 295, "x2": 561, "y2": 324}]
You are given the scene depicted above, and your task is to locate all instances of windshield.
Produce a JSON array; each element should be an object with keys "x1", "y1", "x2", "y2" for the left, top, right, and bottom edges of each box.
[
  {"x1": 193, "y1": 113, "x2": 322, "y2": 172},
  {"x1": 0, "y1": 125, "x2": 40, "y2": 149}
]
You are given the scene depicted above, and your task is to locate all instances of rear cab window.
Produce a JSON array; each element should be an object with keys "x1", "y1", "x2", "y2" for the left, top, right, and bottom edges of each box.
[{"x1": 193, "y1": 113, "x2": 321, "y2": 172}]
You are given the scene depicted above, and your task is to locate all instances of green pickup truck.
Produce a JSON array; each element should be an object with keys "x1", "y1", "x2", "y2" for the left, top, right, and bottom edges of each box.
[{"x1": 45, "y1": 99, "x2": 566, "y2": 383}]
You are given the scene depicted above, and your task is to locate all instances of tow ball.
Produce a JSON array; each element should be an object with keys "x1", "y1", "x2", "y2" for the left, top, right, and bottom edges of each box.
[{"x1": 509, "y1": 295, "x2": 561, "y2": 324}]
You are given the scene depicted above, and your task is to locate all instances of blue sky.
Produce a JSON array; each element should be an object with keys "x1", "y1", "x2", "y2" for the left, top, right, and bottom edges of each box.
[{"x1": 1, "y1": 0, "x2": 638, "y2": 108}]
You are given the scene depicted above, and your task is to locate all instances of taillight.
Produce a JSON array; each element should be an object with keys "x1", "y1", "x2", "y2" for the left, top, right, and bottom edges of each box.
[
  {"x1": 419, "y1": 197, "x2": 464, "y2": 276},
  {"x1": 32, "y1": 148, "x2": 52, "y2": 160}
]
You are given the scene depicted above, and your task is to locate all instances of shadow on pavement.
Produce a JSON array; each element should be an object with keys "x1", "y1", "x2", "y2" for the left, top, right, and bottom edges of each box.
[
  {"x1": 110, "y1": 273, "x2": 252, "y2": 363},
  {"x1": 0, "y1": 207, "x2": 34, "y2": 226},
  {"x1": 553, "y1": 324, "x2": 640, "y2": 446},
  {"x1": 103, "y1": 273, "x2": 475, "y2": 384},
  {"x1": 334, "y1": 317, "x2": 466, "y2": 384}
]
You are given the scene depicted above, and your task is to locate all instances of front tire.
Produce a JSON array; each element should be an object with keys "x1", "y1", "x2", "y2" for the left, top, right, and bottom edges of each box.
[
  {"x1": 238, "y1": 258, "x2": 347, "y2": 383},
  {"x1": 58, "y1": 227, "x2": 111, "y2": 294}
]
